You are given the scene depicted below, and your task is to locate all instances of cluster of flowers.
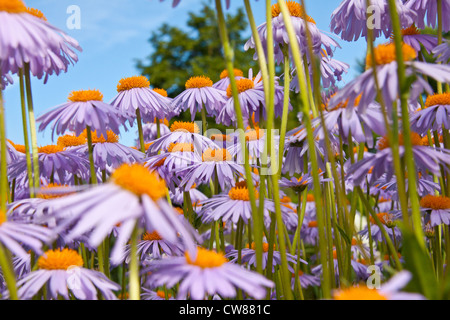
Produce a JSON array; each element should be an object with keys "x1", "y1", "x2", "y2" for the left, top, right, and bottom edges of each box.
[{"x1": 1, "y1": 0, "x2": 450, "y2": 300}]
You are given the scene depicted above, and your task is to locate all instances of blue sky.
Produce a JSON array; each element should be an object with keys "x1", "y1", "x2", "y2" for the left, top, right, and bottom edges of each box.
[{"x1": 3, "y1": 0, "x2": 370, "y2": 147}]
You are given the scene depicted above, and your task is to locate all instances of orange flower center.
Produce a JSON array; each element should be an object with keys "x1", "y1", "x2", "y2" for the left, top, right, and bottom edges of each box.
[
  {"x1": 185, "y1": 248, "x2": 227, "y2": 268},
  {"x1": 26, "y1": 7, "x2": 47, "y2": 20},
  {"x1": 111, "y1": 164, "x2": 167, "y2": 201},
  {"x1": 167, "y1": 143, "x2": 194, "y2": 153},
  {"x1": 0, "y1": 0, "x2": 27, "y2": 13},
  {"x1": 308, "y1": 221, "x2": 318, "y2": 228},
  {"x1": 420, "y1": 195, "x2": 450, "y2": 210},
  {"x1": 226, "y1": 79, "x2": 254, "y2": 98},
  {"x1": 377, "y1": 132, "x2": 423, "y2": 150},
  {"x1": 425, "y1": 93, "x2": 450, "y2": 108},
  {"x1": 153, "y1": 88, "x2": 168, "y2": 97},
  {"x1": 271, "y1": 2, "x2": 316, "y2": 23},
  {"x1": 170, "y1": 121, "x2": 200, "y2": 134},
  {"x1": 400, "y1": 25, "x2": 421, "y2": 36},
  {"x1": 117, "y1": 76, "x2": 150, "y2": 92},
  {"x1": 228, "y1": 185, "x2": 259, "y2": 201},
  {"x1": 185, "y1": 76, "x2": 213, "y2": 89},
  {"x1": 8, "y1": 140, "x2": 26, "y2": 153},
  {"x1": 333, "y1": 287, "x2": 388, "y2": 300},
  {"x1": 68, "y1": 89, "x2": 104, "y2": 102},
  {"x1": 0, "y1": 210, "x2": 6, "y2": 226},
  {"x1": 220, "y1": 69, "x2": 244, "y2": 79},
  {"x1": 38, "y1": 145, "x2": 64, "y2": 154},
  {"x1": 156, "y1": 290, "x2": 172, "y2": 299},
  {"x1": 246, "y1": 242, "x2": 274, "y2": 252},
  {"x1": 202, "y1": 148, "x2": 232, "y2": 162},
  {"x1": 57, "y1": 134, "x2": 86, "y2": 148},
  {"x1": 369, "y1": 212, "x2": 389, "y2": 225},
  {"x1": 211, "y1": 134, "x2": 232, "y2": 142},
  {"x1": 142, "y1": 231, "x2": 163, "y2": 241},
  {"x1": 81, "y1": 130, "x2": 119, "y2": 144},
  {"x1": 245, "y1": 128, "x2": 264, "y2": 141},
  {"x1": 38, "y1": 249, "x2": 84, "y2": 270},
  {"x1": 366, "y1": 43, "x2": 417, "y2": 68}
]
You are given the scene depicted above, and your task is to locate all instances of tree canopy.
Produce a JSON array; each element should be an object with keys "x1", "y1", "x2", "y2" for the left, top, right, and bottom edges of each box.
[{"x1": 136, "y1": 2, "x2": 257, "y2": 96}]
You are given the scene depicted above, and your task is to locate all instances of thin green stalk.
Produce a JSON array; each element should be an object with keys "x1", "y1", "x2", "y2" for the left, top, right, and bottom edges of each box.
[
  {"x1": 0, "y1": 89, "x2": 7, "y2": 212},
  {"x1": 129, "y1": 223, "x2": 141, "y2": 300},
  {"x1": 136, "y1": 109, "x2": 146, "y2": 153},
  {"x1": 0, "y1": 244, "x2": 18, "y2": 300},
  {"x1": 387, "y1": 0, "x2": 425, "y2": 247},
  {"x1": 85, "y1": 127, "x2": 98, "y2": 185},
  {"x1": 214, "y1": 0, "x2": 262, "y2": 275},
  {"x1": 18, "y1": 69, "x2": 34, "y2": 197},
  {"x1": 276, "y1": 0, "x2": 331, "y2": 298},
  {"x1": 24, "y1": 64, "x2": 40, "y2": 190}
]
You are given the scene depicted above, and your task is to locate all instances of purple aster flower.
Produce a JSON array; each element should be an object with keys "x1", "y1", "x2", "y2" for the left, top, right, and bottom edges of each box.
[
  {"x1": 372, "y1": 173, "x2": 441, "y2": 200},
  {"x1": 178, "y1": 148, "x2": 245, "y2": 191},
  {"x1": 8, "y1": 144, "x2": 89, "y2": 183},
  {"x1": 359, "y1": 212, "x2": 402, "y2": 243},
  {"x1": 0, "y1": 4, "x2": 82, "y2": 81},
  {"x1": 419, "y1": 194, "x2": 450, "y2": 227},
  {"x1": 170, "y1": 187, "x2": 208, "y2": 207},
  {"x1": 110, "y1": 76, "x2": 174, "y2": 123},
  {"x1": 146, "y1": 247, "x2": 274, "y2": 300},
  {"x1": 147, "y1": 121, "x2": 218, "y2": 155},
  {"x1": 141, "y1": 120, "x2": 171, "y2": 142},
  {"x1": 141, "y1": 288, "x2": 176, "y2": 300},
  {"x1": 399, "y1": 25, "x2": 438, "y2": 54},
  {"x1": 433, "y1": 40, "x2": 450, "y2": 63},
  {"x1": 332, "y1": 270, "x2": 426, "y2": 300},
  {"x1": 330, "y1": 0, "x2": 416, "y2": 41},
  {"x1": 0, "y1": 73, "x2": 13, "y2": 90},
  {"x1": 16, "y1": 248, "x2": 120, "y2": 300},
  {"x1": 328, "y1": 43, "x2": 450, "y2": 114},
  {"x1": 172, "y1": 76, "x2": 227, "y2": 119},
  {"x1": 226, "y1": 241, "x2": 306, "y2": 273},
  {"x1": 39, "y1": 164, "x2": 200, "y2": 265},
  {"x1": 37, "y1": 89, "x2": 127, "y2": 140},
  {"x1": 13, "y1": 254, "x2": 31, "y2": 280},
  {"x1": 348, "y1": 132, "x2": 450, "y2": 186},
  {"x1": 410, "y1": 93, "x2": 450, "y2": 134},
  {"x1": 120, "y1": 231, "x2": 185, "y2": 264},
  {"x1": 312, "y1": 252, "x2": 369, "y2": 281},
  {"x1": 217, "y1": 70, "x2": 290, "y2": 126},
  {"x1": 0, "y1": 211, "x2": 54, "y2": 260},
  {"x1": 318, "y1": 99, "x2": 386, "y2": 148},
  {"x1": 213, "y1": 69, "x2": 245, "y2": 91},
  {"x1": 198, "y1": 182, "x2": 271, "y2": 225},
  {"x1": 291, "y1": 270, "x2": 321, "y2": 289},
  {"x1": 407, "y1": 0, "x2": 450, "y2": 31},
  {"x1": 76, "y1": 130, "x2": 144, "y2": 171}
]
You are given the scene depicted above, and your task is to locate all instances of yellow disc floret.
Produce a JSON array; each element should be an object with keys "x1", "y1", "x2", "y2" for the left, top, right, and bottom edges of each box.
[
  {"x1": 167, "y1": 143, "x2": 194, "y2": 153},
  {"x1": 38, "y1": 248, "x2": 84, "y2": 271},
  {"x1": 226, "y1": 78, "x2": 255, "y2": 98},
  {"x1": 271, "y1": 1, "x2": 316, "y2": 23},
  {"x1": 0, "y1": 0, "x2": 27, "y2": 13},
  {"x1": 143, "y1": 231, "x2": 163, "y2": 241},
  {"x1": 366, "y1": 43, "x2": 417, "y2": 68},
  {"x1": 425, "y1": 93, "x2": 450, "y2": 108},
  {"x1": 185, "y1": 76, "x2": 213, "y2": 89},
  {"x1": 228, "y1": 185, "x2": 259, "y2": 201},
  {"x1": 420, "y1": 195, "x2": 450, "y2": 210},
  {"x1": 185, "y1": 247, "x2": 227, "y2": 268},
  {"x1": 153, "y1": 88, "x2": 168, "y2": 97},
  {"x1": 170, "y1": 121, "x2": 200, "y2": 134},
  {"x1": 38, "y1": 145, "x2": 64, "y2": 154},
  {"x1": 37, "y1": 183, "x2": 73, "y2": 200},
  {"x1": 68, "y1": 89, "x2": 104, "y2": 102},
  {"x1": 220, "y1": 69, "x2": 244, "y2": 79},
  {"x1": 202, "y1": 148, "x2": 232, "y2": 162},
  {"x1": 81, "y1": 130, "x2": 119, "y2": 144},
  {"x1": 57, "y1": 134, "x2": 86, "y2": 148},
  {"x1": 117, "y1": 76, "x2": 150, "y2": 92},
  {"x1": 333, "y1": 286, "x2": 388, "y2": 300},
  {"x1": 111, "y1": 164, "x2": 167, "y2": 201},
  {"x1": 26, "y1": 7, "x2": 47, "y2": 20}
]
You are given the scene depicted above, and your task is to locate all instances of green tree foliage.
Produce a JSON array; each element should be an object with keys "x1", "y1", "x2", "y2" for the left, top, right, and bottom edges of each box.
[{"x1": 136, "y1": 2, "x2": 257, "y2": 97}]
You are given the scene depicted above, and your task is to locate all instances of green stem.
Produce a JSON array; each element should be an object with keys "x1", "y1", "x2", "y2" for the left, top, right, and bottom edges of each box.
[
  {"x1": 85, "y1": 127, "x2": 98, "y2": 185},
  {"x1": 129, "y1": 223, "x2": 141, "y2": 300},
  {"x1": 136, "y1": 109, "x2": 146, "y2": 153},
  {"x1": 0, "y1": 244, "x2": 18, "y2": 300},
  {"x1": 387, "y1": 0, "x2": 426, "y2": 248},
  {"x1": 18, "y1": 69, "x2": 34, "y2": 197},
  {"x1": 24, "y1": 64, "x2": 40, "y2": 190}
]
